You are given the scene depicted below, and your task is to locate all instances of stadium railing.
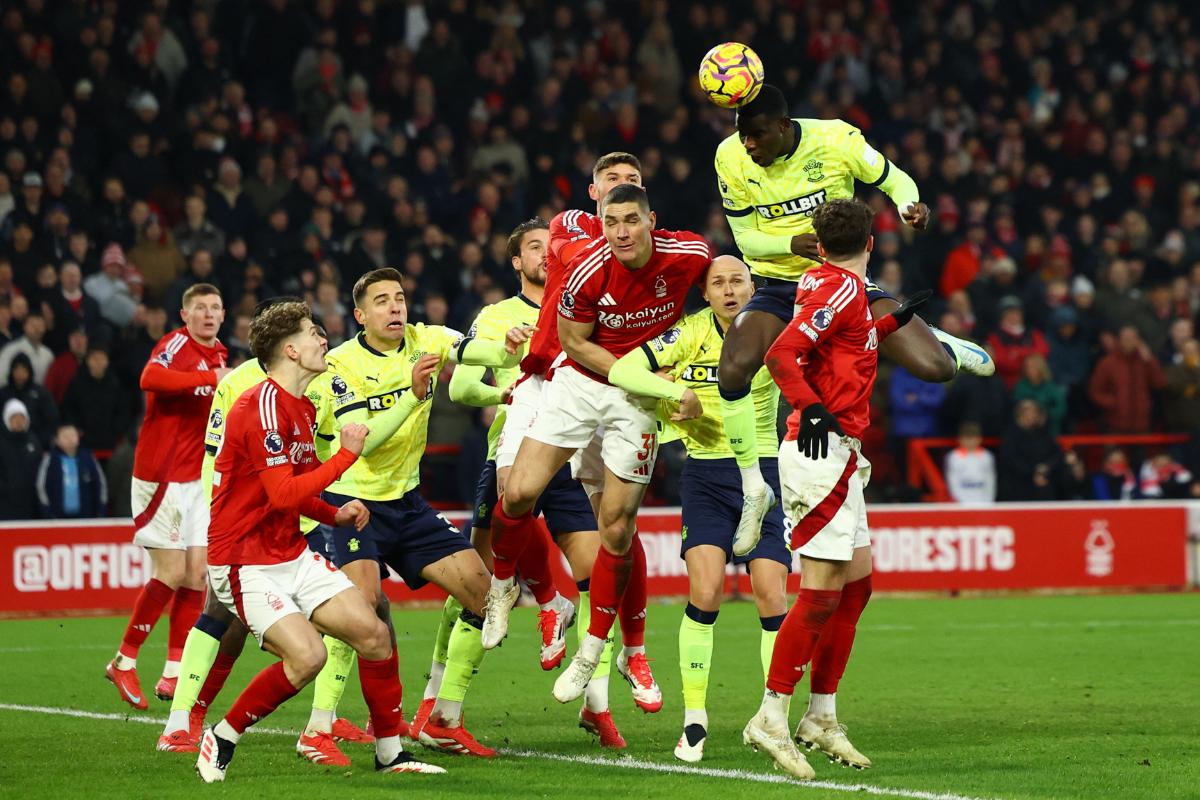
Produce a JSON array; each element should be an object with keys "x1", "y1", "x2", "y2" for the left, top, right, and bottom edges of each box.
[{"x1": 906, "y1": 434, "x2": 1191, "y2": 501}]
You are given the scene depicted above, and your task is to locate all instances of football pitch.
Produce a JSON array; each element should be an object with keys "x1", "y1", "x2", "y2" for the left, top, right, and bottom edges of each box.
[{"x1": 1, "y1": 593, "x2": 1197, "y2": 800}]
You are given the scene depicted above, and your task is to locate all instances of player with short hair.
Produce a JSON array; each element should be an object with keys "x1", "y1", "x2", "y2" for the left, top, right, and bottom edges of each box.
[
  {"x1": 713, "y1": 84, "x2": 993, "y2": 552},
  {"x1": 492, "y1": 184, "x2": 713, "y2": 714},
  {"x1": 107, "y1": 283, "x2": 231, "y2": 710},
  {"x1": 195, "y1": 301, "x2": 443, "y2": 782},
  {"x1": 416, "y1": 218, "x2": 620, "y2": 750},
  {"x1": 481, "y1": 153, "x2": 647, "y2": 747},
  {"x1": 157, "y1": 306, "x2": 374, "y2": 761},
  {"x1": 303, "y1": 267, "x2": 524, "y2": 757},
  {"x1": 742, "y1": 199, "x2": 928, "y2": 778},
  {"x1": 608, "y1": 255, "x2": 788, "y2": 762}
]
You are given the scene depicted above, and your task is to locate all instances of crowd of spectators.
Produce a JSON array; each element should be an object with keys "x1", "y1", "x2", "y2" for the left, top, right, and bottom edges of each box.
[{"x1": 2, "y1": 0, "x2": 1200, "y2": 516}]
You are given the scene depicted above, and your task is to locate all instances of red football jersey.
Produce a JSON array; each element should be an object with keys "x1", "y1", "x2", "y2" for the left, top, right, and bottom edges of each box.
[
  {"x1": 133, "y1": 328, "x2": 227, "y2": 483},
  {"x1": 521, "y1": 209, "x2": 603, "y2": 377},
  {"x1": 765, "y1": 264, "x2": 899, "y2": 440},
  {"x1": 208, "y1": 379, "x2": 354, "y2": 566},
  {"x1": 557, "y1": 230, "x2": 712, "y2": 383}
]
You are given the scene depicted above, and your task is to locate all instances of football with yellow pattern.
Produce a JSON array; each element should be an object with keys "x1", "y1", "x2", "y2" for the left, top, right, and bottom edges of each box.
[{"x1": 698, "y1": 42, "x2": 765, "y2": 109}]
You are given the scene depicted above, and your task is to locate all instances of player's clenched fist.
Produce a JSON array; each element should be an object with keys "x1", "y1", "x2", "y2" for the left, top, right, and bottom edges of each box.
[
  {"x1": 340, "y1": 422, "x2": 369, "y2": 455},
  {"x1": 334, "y1": 499, "x2": 370, "y2": 531},
  {"x1": 410, "y1": 353, "x2": 442, "y2": 400}
]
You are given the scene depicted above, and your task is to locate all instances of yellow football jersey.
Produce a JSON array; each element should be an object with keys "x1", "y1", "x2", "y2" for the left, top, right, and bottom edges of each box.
[
  {"x1": 643, "y1": 308, "x2": 778, "y2": 459},
  {"x1": 315, "y1": 324, "x2": 462, "y2": 502},
  {"x1": 715, "y1": 117, "x2": 907, "y2": 280},
  {"x1": 465, "y1": 293, "x2": 540, "y2": 460}
]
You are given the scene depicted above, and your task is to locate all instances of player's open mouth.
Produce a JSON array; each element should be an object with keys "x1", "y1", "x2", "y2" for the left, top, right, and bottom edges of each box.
[{"x1": 386, "y1": 321, "x2": 404, "y2": 331}]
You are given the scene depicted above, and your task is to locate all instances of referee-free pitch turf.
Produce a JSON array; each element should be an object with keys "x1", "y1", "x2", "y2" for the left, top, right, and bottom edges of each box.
[{"x1": 1, "y1": 593, "x2": 1197, "y2": 800}]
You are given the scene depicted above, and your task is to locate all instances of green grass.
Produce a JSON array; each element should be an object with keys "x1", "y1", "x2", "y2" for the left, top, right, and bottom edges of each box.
[{"x1": 1, "y1": 593, "x2": 1198, "y2": 799}]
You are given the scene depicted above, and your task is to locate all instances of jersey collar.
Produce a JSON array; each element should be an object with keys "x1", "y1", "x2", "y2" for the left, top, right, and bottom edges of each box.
[
  {"x1": 517, "y1": 292, "x2": 540, "y2": 309},
  {"x1": 711, "y1": 310, "x2": 726, "y2": 339},
  {"x1": 356, "y1": 330, "x2": 403, "y2": 357},
  {"x1": 782, "y1": 120, "x2": 803, "y2": 161}
]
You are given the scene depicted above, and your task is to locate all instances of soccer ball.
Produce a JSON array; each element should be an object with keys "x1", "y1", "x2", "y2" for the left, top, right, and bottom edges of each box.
[{"x1": 698, "y1": 42, "x2": 765, "y2": 109}]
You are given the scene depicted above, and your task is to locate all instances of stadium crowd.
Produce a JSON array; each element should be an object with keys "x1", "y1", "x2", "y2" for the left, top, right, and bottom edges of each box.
[{"x1": 1, "y1": 0, "x2": 1200, "y2": 517}]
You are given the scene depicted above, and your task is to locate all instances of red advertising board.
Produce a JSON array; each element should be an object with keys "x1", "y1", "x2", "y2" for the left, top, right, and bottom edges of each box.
[{"x1": 0, "y1": 503, "x2": 1190, "y2": 616}]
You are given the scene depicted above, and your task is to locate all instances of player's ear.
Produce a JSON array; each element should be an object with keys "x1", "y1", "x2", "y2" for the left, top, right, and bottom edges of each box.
[
  {"x1": 865, "y1": 234, "x2": 874, "y2": 254},
  {"x1": 817, "y1": 241, "x2": 827, "y2": 260},
  {"x1": 353, "y1": 306, "x2": 365, "y2": 326},
  {"x1": 588, "y1": 183, "x2": 599, "y2": 203},
  {"x1": 647, "y1": 210, "x2": 656, "y2": 229}
]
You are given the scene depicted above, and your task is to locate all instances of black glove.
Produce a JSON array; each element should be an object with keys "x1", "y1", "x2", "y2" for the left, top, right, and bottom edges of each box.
[
  {"x1": 797, "y1": 403, "x2": 845, "y2": 460},
  {"x1": 889, "y1": 289, "x2": 933, "y2": 327}
]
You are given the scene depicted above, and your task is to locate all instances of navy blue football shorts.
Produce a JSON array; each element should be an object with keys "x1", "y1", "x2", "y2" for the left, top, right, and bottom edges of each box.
[{"x1": 679, "y1": 456, "x2": 791, "y2": 568}]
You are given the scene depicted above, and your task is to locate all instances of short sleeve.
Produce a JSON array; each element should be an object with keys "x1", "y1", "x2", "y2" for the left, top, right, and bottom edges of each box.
[
  {"x1": 835, "y1": 121, "x2": 889, "y2": 186},
  {"x1": 715, "y1": 142, "x2": 754, "y2": 217}
]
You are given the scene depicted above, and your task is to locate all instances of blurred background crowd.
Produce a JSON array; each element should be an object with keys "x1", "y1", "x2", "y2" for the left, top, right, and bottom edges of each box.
[{"x1": 2, "y1": 0, "x2": 1200, "y2": 518}]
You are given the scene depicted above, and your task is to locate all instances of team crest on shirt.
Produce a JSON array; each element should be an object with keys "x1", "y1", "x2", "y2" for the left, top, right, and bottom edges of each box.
[
  {"x1": 654, "y1": 276, "x2": 667, "y2": 298},
  {"x1": 811, "y1": 307, "x2": 835, "y2": 330},
  {"x1": 804, "y1": 159, "x2": 825, "y2": 182},
  {"x1": 264, "y1": 430, "x2": 284, "y2": 455}
]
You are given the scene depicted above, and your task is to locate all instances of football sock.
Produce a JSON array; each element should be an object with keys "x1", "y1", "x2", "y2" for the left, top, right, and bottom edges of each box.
[
  {"x1": 765, "y1": 589, "x2": 842, "y2": 696},
  {"x1": 308, "y1": 636, "x2": 356, "y2": 733},
  {"x1": 684, "y1": 708, "x2": 709, "y2": 730},
  {"x1": 225, "y1": 661, "x2": 301, "y2": 736},
  {"x1": 808, "y1": 692, "x2": 837, "y2": 720},
  {"x1": 618, "y1": 534, "x2": 647, "y2": 648},
  {"x1": 810, "y1": 575, "x2": 872, "y2": 695},
  {"x1": 759, "y1": 613, "x2": 785, "y2": 680},
  {"x1": 376, "y1": 735, "x2": 403, "y2": 764},
  {"x1": 117, "y1": 577, "x2": 174, "y2": 663},
  {"x1": 577, "y1": 583, "x2": 613, "y2": 712},
  {"x1": 679, "y1": 603, "x2": 718, "y2": 714},
  {"x1": 516, "y1": 519, "x2": 558, "y2": 605},
  {"x1": 358, "y1": 647, "x2": 404, "y2": 738},
  {"x1": 434, "y1": 612, "x2": 485, "y2": 726},
  {"x1": 719, "y1": 384, "x2": 764, "y2": 489},
  {"x1": 165, "y1": 586, "x2": 205, "y2": 670},
  {"x1": 194, "y1": 652, "x2": 238, "y2": 717},
  {"x1": 425, "y1": 597, "x2": 462, "y2": 699},
  {"x1": 165, "y1": 615, "x2": 227, "y2": 729},
  {"x1": 490, "y1": 501, "x2": 534, "y2": 581},
  {"x1": 588, "y1": 545, "x2": 633, "y2": 640}
]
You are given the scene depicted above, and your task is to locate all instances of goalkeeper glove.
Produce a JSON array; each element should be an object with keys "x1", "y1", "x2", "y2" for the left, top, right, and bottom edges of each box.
[
  {"x1": 797, "y1": 403, "x2": 845, "y2": 460},
  {"x1": 888, "y1": 289, "x2": 933, "y2": 327}
]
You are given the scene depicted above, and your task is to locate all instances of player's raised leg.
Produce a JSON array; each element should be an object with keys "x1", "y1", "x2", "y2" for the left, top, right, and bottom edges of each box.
[
  {"x1": 718, "y1": 309, "x2": 785, "y2": 553},
  {"x1": 486, "y1": 436, "x2": 575, "y2": 648}
]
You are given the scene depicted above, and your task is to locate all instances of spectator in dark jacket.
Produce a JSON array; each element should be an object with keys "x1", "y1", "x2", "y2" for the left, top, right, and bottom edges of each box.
[
  {"x1": 987, "y1": 296, "x2": 1050, "y2": 390},
  {"x1": 1091, "y1": 448, "x2": 1137, "y2": 501},
  {"x1": 44, "y1": 327, "x2": 89, "y2": 405},
  {"x1": 997, "y1": 399, "x2": 1062, "y2": 501},
  {"x1": 1088, "y1": 325, "x2": 1167, "y2": 433},
  {"x1": 36, "y1": 424, "x2": 106, "y2": 518},
  {"x1": 0, "y1": 399, "x2": 43, "y2": 519},
  {"x1": 62, "y1": 347, "x2": 130, "y2": 452},
  {"x1": 0, "y1": 354, "x2": 58, "y2": 447},
  {"x1": 1163, "y1": 340, "x2": 1200, "y2": 433}
]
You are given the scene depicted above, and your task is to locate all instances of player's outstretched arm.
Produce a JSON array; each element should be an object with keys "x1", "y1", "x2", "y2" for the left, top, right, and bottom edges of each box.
[
  {"x1": 139, "y1": 361, "x2": 222, "y2": 394},
  {"x1": 610, "y1": 347, "x2": 687, "y2": 403},
  {"x1": 448, "y1": 361, "x2": 504, "y2": 407},
  {"x1": 451, "y1": 335, "x2": 522, "y2": 369}
]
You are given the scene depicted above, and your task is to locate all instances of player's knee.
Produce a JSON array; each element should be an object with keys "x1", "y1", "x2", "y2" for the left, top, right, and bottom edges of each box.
[
  {"x1": 690, "y1": 583, "x2": 722, "y2": 612},
  {"x1": 754, "y1": 585, "x2": 787, "y2": 618},
  {"x1": 599, "y1": 519, "x2": 634, "y2": 555},
  {"x1": 373, "y1": 592, "x2": 391, "y2": 624},
  {"x1": 502, "y1": 479, "x2": 537, "y2": 516},
  {"x1": 153, "y1": 561, "x2": 185, "y2": 589},
  {"x1": 358, "y1": 620, "x2": 392, "y2": 661},
  {"x1": 291, "y1": 643, "x2": 328, "y2": 684},
  {"x1": 717, "y1": 351, "x2": 756, "y2": 392},
  {"x1": 897, "y1": 341, "x2": 956, "y2": 383}
]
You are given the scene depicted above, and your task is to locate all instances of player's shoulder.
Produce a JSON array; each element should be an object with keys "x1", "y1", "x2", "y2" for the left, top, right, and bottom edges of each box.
[
  {"x1": 652, "y1": 230, "x2": 711, "y2": 260},
  {"x1": 552, "y1": 209, "x2": 599, "y2": 235},
  {"x1": 411, "y1": 321, "x2": 464, "y2": 351},
  {"x1": 801, "y1": 117, "x2": 861, "y2": 147},
  {"x1": 219, "y1": 357, "x2": 266, "y2": 391},
  {"x1": 151, "y1": 328, "x2": 191, "y2": 365},
  {"x1": 799, "y1": 266, "x2": 864, "y2": 308},
  {"x1": 715, "y1": 133, "x2": 745, "y2": 165},
  {"x1": 679, "y1": 306, "x2": 716, "y2": 334}
]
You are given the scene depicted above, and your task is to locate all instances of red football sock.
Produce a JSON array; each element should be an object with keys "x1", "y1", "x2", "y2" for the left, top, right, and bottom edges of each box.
[
  {"x1": 517, "y1": 520, "x2": 558, "y2": 605},
  {"x1": 810, "y1": 575, "x2": 872, "y2": 694},
  {"x1": 223, "y1": 661, "x2": 300, "y2": 734},
  {"x1": 491, "y1": 500, "x2": 535, "y2": 581},
  {"x1": 358, "y1": 648, "x2": 404, "y2": 738},
  {"x1": 195, "y1": 653, "x2": 239, "y2": 710},
  {"x1": 587, "y1": 544, "x2": 634, "y2": 640},
  {"x1": 766, "y1": 588, "x2": 842, "y2": 696},
  {"x1": 118, "y1": 578, "x2": 175, "y2": 659},
  {"x1": 166, "y1": 587, "x2": 205, "y2": 662},
  {"x1": 618, "y1": 534, "x2": 647, "y2": 647}
]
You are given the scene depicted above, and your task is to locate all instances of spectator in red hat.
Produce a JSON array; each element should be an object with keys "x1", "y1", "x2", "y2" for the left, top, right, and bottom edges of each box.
[
  {"x1": 987, "y1": 296, "x2": 1050, "y2": 390},
  {"x1": 83, "y1": 244, "x2": 139, "y2": 328}
]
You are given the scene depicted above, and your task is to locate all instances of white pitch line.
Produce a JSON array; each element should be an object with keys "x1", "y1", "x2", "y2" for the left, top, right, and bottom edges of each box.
[{"x1": 0, "y1": 703, "x2": 997, "y2": 800}]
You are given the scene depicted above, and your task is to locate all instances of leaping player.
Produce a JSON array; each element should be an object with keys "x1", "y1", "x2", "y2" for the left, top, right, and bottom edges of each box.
[{"x1": 713, "y1": 84, "x2": 994, "y2": 549}]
